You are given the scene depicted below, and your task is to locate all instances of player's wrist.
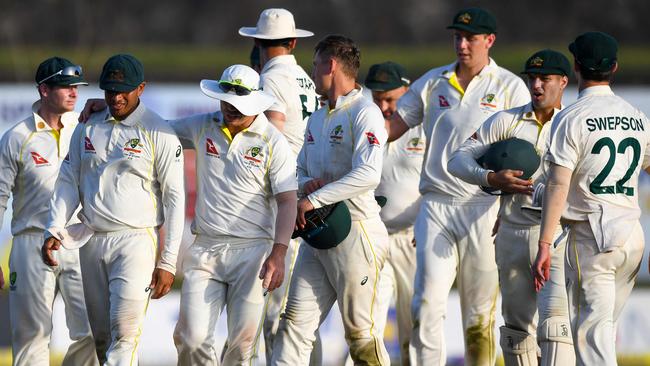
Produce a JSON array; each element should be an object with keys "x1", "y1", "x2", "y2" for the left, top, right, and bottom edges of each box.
[{"x1": 538, "y1": 240, "x2": 552, "y2": 247}]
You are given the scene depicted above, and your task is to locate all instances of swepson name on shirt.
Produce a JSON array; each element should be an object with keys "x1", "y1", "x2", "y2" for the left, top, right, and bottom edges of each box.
[{"x1": 586, "y1": 116, "x2": 645, "y2": 132}]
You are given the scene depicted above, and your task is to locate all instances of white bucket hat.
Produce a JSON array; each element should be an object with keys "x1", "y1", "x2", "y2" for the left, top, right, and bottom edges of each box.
[
  {"x1": 239, "y1": 8, "x2": 313, "y2": 39},
  {"x1": 200, "y1": 64, "x2": 275, "y2": 116}
]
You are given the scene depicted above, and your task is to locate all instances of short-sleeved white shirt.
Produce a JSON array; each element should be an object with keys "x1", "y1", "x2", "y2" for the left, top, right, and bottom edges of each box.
[
  {"x1": 261, "y1": 55, "x2": 319, "y2": 156},
  {"x1": 397, "y1": 58, "x2": 530, "y2": 199},
  {"x1": 171, "y1": 111, "x2": 297, "y2": 240}
]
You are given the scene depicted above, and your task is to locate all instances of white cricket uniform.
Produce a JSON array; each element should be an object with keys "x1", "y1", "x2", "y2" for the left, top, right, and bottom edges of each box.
[
  {"x1": 396, "y1": 59, "x2": 530, "y2": 365},
  {"x1": 259, "y1": 54, "x2": 322, "y2": 365},
  {"x1": 169, "y1": 111, "x2": 297, "y2": 365},
  {"x1": 272, "y1": 88, "x2": 391, "y2": 365},
  {"x1": 546, "y1": 85, "x2": 649, "y2": 366},
  {"x1": 0, "y1": 103, "x2": 97, "y2": 366},
  {"x1": 448, "y1": 102, "x2": 575, "y2": 366},
  {"x1": 47, "y1": 104, "x2": 185, "y2": 365},
  {"x1": 374, "y1": 125, "x2": 425, "y2": 366}
]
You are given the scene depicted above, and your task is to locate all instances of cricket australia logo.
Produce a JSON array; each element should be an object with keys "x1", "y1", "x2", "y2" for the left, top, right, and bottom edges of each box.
[
  {"x1": 480, "y1": 93, "x2": 497, "y2": 109},
  {"x1": 406, "y1": 137, "x2": 425, "y2": 153},
  {"x1": 329, "y1": 125, "x2": 344, "y2": 144},
  {"x1": 123, "y1": 138, "x2": 143, "y2": 159},
  {"x1": 243, "y1": 145, "x2": 264, "y2": 168},
  {"x1": 9, "y1": 272, "x2": 17, "y2": 291},
  {"x1": 30, "y1": 151, "x2": 50, "y2": 166},
  {"x1": 206, "y1": 138, "x2": 220, "y2": 158}
]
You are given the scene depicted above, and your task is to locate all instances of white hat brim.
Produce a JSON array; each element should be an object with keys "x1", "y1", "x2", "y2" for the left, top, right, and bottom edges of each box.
[
  {"x1": 238, "y1": 27, "x2": 314, "y2": 39},
  {"x1": 200, "y1": 79, "x2": 276, "y2": 116}
]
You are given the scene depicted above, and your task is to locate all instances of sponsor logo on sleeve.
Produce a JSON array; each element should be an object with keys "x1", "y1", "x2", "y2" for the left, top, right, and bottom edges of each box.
[
  {"x1": 84, "y1": 137, "x2": 96, "y2": 153},
  {"x1": 306, "y1": 129, "x2": 315, "y2": 145},
  {"x1": 366, "y1": 131, "x2": 381, "y2": 147},
  {"x1": 438, "y1": 95, "x2": 451, "y2": 108},
  {"x1": 206, "y1": 138, "x2": 220, "y2": 158},
  {"x1": 30, "y1": 151, "x2": 50, "y2": 166}
]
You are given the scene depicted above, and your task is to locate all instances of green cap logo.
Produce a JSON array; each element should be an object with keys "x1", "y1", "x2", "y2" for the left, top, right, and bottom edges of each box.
[
  {"x1": 529, "y1": 57, "x2": 544, "y2": 68},
  {"x1": 458, "y1": 13, "x2": 472, "y2": 24}
]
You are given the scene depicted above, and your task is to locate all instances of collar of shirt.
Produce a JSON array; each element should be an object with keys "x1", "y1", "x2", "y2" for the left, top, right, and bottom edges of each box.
[
  {"x1": 217, "y1": 111, "x2": 270, "y2": 138},
  {"x1": 578, "y1": 84, "x2": 614, "y2": 99},
  {"x1": 261, "y1": 54, "x2": 297, "y2": 74},
  {"x1": 520, "y1": 102, "x2": 562, "y2": 125},
  {"x1": 31, "y1": 100, "x2": 78, "y2": 131},
  {"x1": 439, "y1": 57, "x2": 499, "y2": 80},
  {"x1": 330, "y1": 86, "x2": 363, "y2": 112},
  {"x1": 103, "y1": 101, "x2": 147, "y2": 126}
]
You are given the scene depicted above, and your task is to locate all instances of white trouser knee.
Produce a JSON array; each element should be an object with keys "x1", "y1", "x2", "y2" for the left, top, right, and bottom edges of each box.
[
  {"x1": 538, "y1": 316, "x2": 575, "y2": 366},
  {"x1": 499, "y1": 326, "x2": 537, "y2": 366}
]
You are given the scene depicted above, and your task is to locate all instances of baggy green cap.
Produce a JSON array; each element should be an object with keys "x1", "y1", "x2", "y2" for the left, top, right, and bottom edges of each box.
[
  {"x1": 569, "y1": 31, "x2": 618, "y2": 72},
  {"x1": 35, "y1": 57, "x2": 88, "y2": 86},
  {"x1": 99, "y1": 54, "x2": 144, "y2": 92},
  {"x1": 478, "y1": 138, "x2": 540, "y2": 180},
  {"x1": 292, "y1": 202, "x2": 352, "y2": 250},
  {"x1": 365, "y1": 62, "x2": 410, "y2": 91},
  {"x1": 447, "y1": 7, "x2": 497, "y2": 34},
  {"x1": 521, "y1": 49, "x2": 571, "y2": 76}
]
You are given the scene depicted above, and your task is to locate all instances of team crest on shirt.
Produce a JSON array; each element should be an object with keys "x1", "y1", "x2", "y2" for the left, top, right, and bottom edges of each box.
[
  {"x1": 438, "y1": 95, "x2": 451, "y2": 108},
  {"x1": 206, "y1": 138, "x2": 220, "y2": 158},
  {"x1": 122, "y1": 138, "x2": 143, "y2": 159},
  {"x1": 306, "y1": 129, "x2": 315, "y2": 145},
  {"x1": 329, "y1": 125, "x2": 344, "y2": 144},
  {"x1": 30, "y1": 151, "x2": 51, "y2": 166},
  {"x1": 84, "y1": 137, "x2": 96, "y2": 153},
  {"x1": 405, "y1": 137, "x2": 425, "y2": 153},
  {"x1": 480, "y1": 93, "x2": 497, "y2": 110},
  {"x1": 366, "y1": 132, "x2": 381, "y2": 147},
  {"x1": 243, "y1": 145, "x2": 264, "y2": 168},
  {"x1": 9, "y1": 272, "x2": 17, "y2": 291}
]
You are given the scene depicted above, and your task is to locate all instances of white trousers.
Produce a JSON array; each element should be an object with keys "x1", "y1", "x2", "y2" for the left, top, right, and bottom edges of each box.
[
  {"x1": 174, "y1": 236, "x2": 271, "y2": 366},
  {"x1": 412, "y1": 194, "x2": 499, "y2": 366},
  {"x1": 565, "y1": 221, "x2": 645, "y2": 366},
  {"x1": 79, "y1": 228, "x2": 157, "y2": 366},
  {"x1": 9, "y1": 231, "x2": 97, "y2": 366},
  {"x1": 272, "y1": 216, "x2": 390, "y2": 365}
]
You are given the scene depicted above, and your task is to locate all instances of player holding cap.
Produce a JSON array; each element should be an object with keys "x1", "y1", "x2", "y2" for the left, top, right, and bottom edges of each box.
[
  {"x1": 0, "y1": 57, "x2": 97, "y2": 366},
  {"x1": 385, "y1": 7, "x2": 530, "y2": 364},
  {"x1": 365, "y1": 61, "x2": 424, "y2": 365},
  {"x1": 239, "y1": 9, "x2": 321, "y2": 364},
  {"x1": 448, "y1": 49, "x2": 574, "y2": 365},
  {"x1": 533, "y1": 32, "x2": 650, "y2": 366},
  {"x1": 42, "y1": 54, "x2": 185, "y2": 365},
  {"x1": 171, "y1": 64, "x2": 297, "y2": 365}
]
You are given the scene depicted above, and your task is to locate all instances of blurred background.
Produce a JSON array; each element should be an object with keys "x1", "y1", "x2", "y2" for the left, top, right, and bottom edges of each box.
[{"x1": 1, "y1": 0, "x2": 650, "y2": 365}]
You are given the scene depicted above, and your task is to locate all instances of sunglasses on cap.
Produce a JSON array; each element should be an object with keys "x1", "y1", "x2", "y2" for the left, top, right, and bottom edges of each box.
[
  {"x1": 218, "y1": 80, "x2": 258, "y2": 96},
  {"x1": 38, "y1": 65, "x2": 83, "y2": 85}
]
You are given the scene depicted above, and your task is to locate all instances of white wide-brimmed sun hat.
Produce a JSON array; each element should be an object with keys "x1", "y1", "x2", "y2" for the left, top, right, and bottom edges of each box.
[
  {"x1": 239, "y1": 8, "x2": 313, "y2": 39},
  {"x1": 200, "y1": 64, "x2": 275, "y2": 116}
]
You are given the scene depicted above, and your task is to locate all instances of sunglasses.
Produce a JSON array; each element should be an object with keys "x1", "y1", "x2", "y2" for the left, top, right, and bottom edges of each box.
[
  {"x1": 38, "y1": 65, "x2": 83, "y2": 85},
  {"x1": 218, "y1": 80, "x2": 257, "y2": 96}
]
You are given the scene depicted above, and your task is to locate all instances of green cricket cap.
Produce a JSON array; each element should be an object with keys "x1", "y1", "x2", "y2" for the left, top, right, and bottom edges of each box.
[
  {"x1": 478, "y1": 138, "x2": 540, "y2": 180},
  {"x1": 292, "y1": 202, "x2": 352, "y2": 250},
  {"x1": 522, "y1": 49, "x2": 571, "y2": 76},
  {"x1": 447, "y1": 7, "x2": 497, "y2": 34},
  {"x1": 35, "y1": 57, "x2": 88, "y2": 86},
  {"x1": 365, "y1": 62, "x2": 410, "y2": 91},
  {"x1": 569, "y1": 31, "x2": 618, "y2": 72},
  {"x1": 99, "y1": 54, "x2": 144, "y2": 92}
]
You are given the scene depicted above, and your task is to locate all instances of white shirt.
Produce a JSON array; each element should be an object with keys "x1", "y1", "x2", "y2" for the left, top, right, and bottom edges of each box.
[
  {"x1": 397, "y1": 58, "x2": 530, "y2": 200},
  {"x1": 448, "y1": 103, "x2": 559, "y2": 226},
  {"x1": 47, "y1": 103, "x2": 185, "y2": 274},
  {"x1": 170, "y1": 111, "x2": 297, "y2": 240},
  {"x1": 299, "y1": 88, "x2": 387, "y2": 220},
  {"x1": 261, "y1": 54, "x2": 319, "y2": 156},
  {"x1": 375, "y1": 125, "x2": 425, "y2": 233},
  {"x1": 0, "y1": 102, "x2": 78, "y2": 235},
  {"x1": 548, "y1": 85, "x2": 650, "y2": 231}
]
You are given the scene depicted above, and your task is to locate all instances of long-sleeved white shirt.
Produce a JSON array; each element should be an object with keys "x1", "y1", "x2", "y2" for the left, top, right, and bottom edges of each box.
[
  {"x1": 298, "y1": 87, "x2": 387, "y2": 220},
  {"x1": 0, "y1": 102, "x2": 78, "y2": 235},
  {"x1": 47, "y1": 103, "x2": 185, "y2": 274},
  {"x1": 169, "y1": 111, "x2": 297, "y2": 240}
]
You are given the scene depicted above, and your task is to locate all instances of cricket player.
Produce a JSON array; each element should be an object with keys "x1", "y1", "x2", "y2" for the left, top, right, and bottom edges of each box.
[
  {"x1": 0, "y1": 57, "x2": 97, "y2": 366},
  {"x1": 239, "y1": 9, "x2": 321, "y2": 364},
  {"x1": 42, "y1": 54, "x2": 185, "y2": 365},
  {"x1": 171, "y1": 64, "x2": 298, "y2": 365},
  {"x1": 448, "y1": 49, "x2": 574, "y2": 365},
  {"x1": 365, "y1": 61, "x2": 424, "y2": 366},
  {"x1": 384, "y1": 7, "x2": 530, "y2": 365},
  {"x1": 533, "y1": 32, "x2": 650, "y2": 366},
  {"x1": 272, "y1": 34, "x2": 390, "y2": 365}
]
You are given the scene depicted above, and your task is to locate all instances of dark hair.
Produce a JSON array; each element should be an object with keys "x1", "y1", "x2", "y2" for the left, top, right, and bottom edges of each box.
[
  {"x1": 576, "y1": 62, "x2": 614, "y2": 82},
  {"x1": 314, "y1": 34, "x2": 360, "y2": 78},
  {"x1": 256, "y1": 37, "x2": 295, "y2": 49}
]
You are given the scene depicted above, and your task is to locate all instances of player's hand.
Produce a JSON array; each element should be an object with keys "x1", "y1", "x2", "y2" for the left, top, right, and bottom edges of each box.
[
  {"x1": 79, "y1": 98, "x2": 107, "y2": 122},
  {"x1": 296, "y1": 198, "x2": 315, "y2": 230},
  {"x1": 148, "y1": 268, "x2": 175, "y2": 299},
  {"x1": 491, "y1": 217, "x2": 501, "y2": 237},
  {"x1": 487, "y1": 170, "x2": 534, "y2": 195},
  {"x1": 259, "y1": 243, "x2": 288, "y2": 293},
  {"x1": 42, "y1": 237, "x2": 62, "y2": 266},
  {"x1": 303, "y1": 179, "x2": 325, "y2": 195},
  {"x1": 532, "y1": 242, "x2": 551, "y2": 292}
]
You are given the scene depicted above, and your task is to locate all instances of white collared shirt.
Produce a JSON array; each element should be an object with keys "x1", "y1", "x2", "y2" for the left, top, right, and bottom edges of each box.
[
  {"x1": 0, "y1": 102, "x2": 78, "y2": 235},
  {"x1": 261, "y1": 54, "x2": 319, "y2": 156},
  {"x1": 47, "y1": 103, "x2": 185, "y2": 274},
  {"x1": 548, "y1": 85, "x2": 650, "y2": 221},
  {"x1": 397, "y1": 58, "x2": 530, "y2": 200},
  {"x1": 299, "y1": 87, "x2": 387, "y2": 220},
  {"x1": 170, "y1": 111, "x2": 297, "y2": 240},
  {"x1": 449, "y1": 102, "x2": 560, "y2": 226}
]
